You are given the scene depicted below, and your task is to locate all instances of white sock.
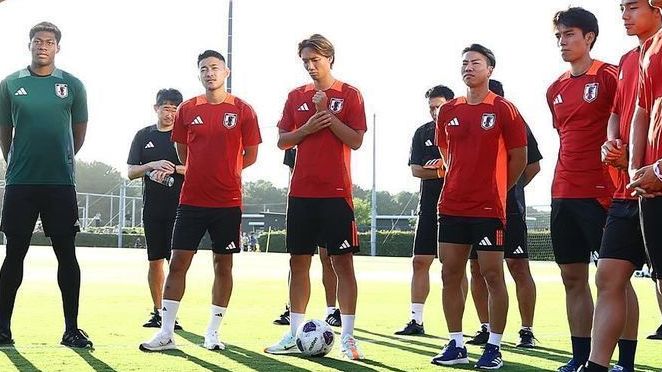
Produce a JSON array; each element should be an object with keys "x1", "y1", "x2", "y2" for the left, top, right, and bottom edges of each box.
[
  {"x1": 161, "y1": 299, "x2": 180, "y2": 335},
  {"x1": 326, "y1": 307, "x2": 336, "y2": 316},
  {"x1": 521, "y1": 326, "x2": 532, "y2": 332},
  {"x1": 341, "y1": 314, "x2": 355, "y2": 338},
  {"x1": 157, "y1": 308, "x2": 163, "y2": 317},
  {"x1": 411, "y1": 303, "x2": 424, "y2": 325},
  {"x1": 482, "y1": 322, "x2": 491, "y2": 332},
  {"x1": 290, "y1": 312, "x2": 305, "y2": 337},
  {"x1": 488, "y1": 332, "x2": 503, "y2": 347},
  {"x1": 206, "y1": 305, "x2": 226, "y2": 333},
  {"x1": 450, "y1": 332, "x2": 464, "y2": 348}
]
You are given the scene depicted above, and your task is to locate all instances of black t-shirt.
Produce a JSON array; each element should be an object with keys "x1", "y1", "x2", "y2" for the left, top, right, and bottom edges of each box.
[
  {"x1": 127, "y1": 125, "x2": 183, "y2": 219},
  {"x1": 506, "y1": 124, "x2": 543, "y2": 217},
  {"x1": 408, "y1": 121, "x2": 443, "y2": 216}
]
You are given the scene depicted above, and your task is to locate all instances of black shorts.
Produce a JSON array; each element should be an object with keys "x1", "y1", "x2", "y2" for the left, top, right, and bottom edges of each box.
[
  {"x1": 438, "y1": 214, "x2": 504, "y2": 252},
  {"x1": 0, "y1": 185, "x2": 80, "y2": 237},
  {"x1": 286, "y1": 197, "x2": 359, "y2": 256},
  {"x1": 470, "y1": 214, "x2": 528, "y2": 259},
  {"x1": 413, "y1": 213, "x2": 438, "y2": 256},
  {"x1": 143, "y1": 217, "x2": 176, "y2": 261},
  {"x1": 640, "y1": 196, "x2": 662, "y2": 280},
  {"x1": 171, "y1": 205, "x2": 242, "y2": 255},
  {"x1": 599, "y1": 199, "x2": 646, "y2": 270},
  {"x1": 551, "y1": 198, "x2": 607, "y2": 265}
]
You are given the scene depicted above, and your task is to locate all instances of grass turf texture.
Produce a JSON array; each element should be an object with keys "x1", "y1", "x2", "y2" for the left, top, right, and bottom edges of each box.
[{"x1": 0, "y1": 246, "x2": 660, "y2": 371}]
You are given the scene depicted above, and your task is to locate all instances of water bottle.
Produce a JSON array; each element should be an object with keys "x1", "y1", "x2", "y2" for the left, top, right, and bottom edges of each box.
[{"x1": 145, "y1": 170, "x2": 174, "y2": 187}]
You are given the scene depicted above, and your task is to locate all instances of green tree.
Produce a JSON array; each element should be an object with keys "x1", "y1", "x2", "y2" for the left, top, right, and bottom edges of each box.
[
  {"x1": 353, "y1": 197, "x2": 371, "y2": 231},
  {"x1": 242, "y1": 180, "x2": 288, "y2": 213}
]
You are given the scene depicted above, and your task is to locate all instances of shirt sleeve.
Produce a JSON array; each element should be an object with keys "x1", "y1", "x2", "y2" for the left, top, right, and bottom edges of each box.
[
  {"x1": 546, "y1": 84, "x2": 559, "y2": 129},
  {"x1": 637, "y1": 40, "x2": 651, "y2": 111},
  {"x1": 435, "y1": 106, "x2": 448, "y2": 149},
  {"x1": 344, "y1": 89, "x2": 367, "y2": 132},
  {"x1": 0, "y1": 79, "x2": 11, "y2": 127},
  {"x1": 408, "y1": 126, "x2": 424, "y2": 166},
  {"x1": 524, "y1": 123, "x2": 543, "y2": 164},
  {"x1": 127, "y1": 129, "x2": 144, "y2": 165},
  {"x1": 602, "y1": 65, "x2": 619, "y2": 106},
  {"x1": 71, "y1": 78, "x2": 88, "y2": 124},
  {"x1": 241, "y1": 103, "x2": 262, "y2": 147},
  {"x1": 500, "y1": 101, "x2": 527, "y2": 150},
  {"x1": 277, "y1": 92, "x2": 296, "y2": 132},
  {"x1": 171, "y1": 104, "x2": 188, "y2": 144}
]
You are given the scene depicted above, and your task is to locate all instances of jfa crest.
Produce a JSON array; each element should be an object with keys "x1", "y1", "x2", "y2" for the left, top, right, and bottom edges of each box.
[
  {"x1": 583, "y1": 83, "x2": 599, "y2": 103},
  {"x1": 223, "y1": 113, "x2": 238, "y2": 129},
  {"x1": 481, "y1": 113, "x2": 496, "y2": 130},
  {"x1": 55, "y1": 83, "x2": 68, "y2": 99},
  {"x1": 329, "y1": 98, "x2": 344, "y2": 113}
]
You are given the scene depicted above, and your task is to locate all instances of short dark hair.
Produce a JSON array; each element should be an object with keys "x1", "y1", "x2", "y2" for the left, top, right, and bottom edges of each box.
[
  {"x1": 553, "y1": 7, "x2": 599, "y2": 49},
  {"x1": 462, "y1": 43, "x2": 496, "y2": 68},
  {"x1": 489, "y1": 79, "x2": 504, "y2": 97},
  {"x1": 298, "y1": 34, "x2": 335, "y2": 67},
  {"x1": 29, "y1": 21, "x2": 61, "y2": 43},
  {"x1": 425, "y1": 85, "x2": 455, "y2": 101},
  {"x1": 156, "y1": 89, "x2": 183, "y2": 106},
  {"x1": 197, "y1": 50, "x2": 226, "y2": 66}
]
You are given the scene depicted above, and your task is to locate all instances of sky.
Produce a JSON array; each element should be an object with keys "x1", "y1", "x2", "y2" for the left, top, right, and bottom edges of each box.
[{"x1": 0, "y1": 0, "x2": 639, "y2": 208}]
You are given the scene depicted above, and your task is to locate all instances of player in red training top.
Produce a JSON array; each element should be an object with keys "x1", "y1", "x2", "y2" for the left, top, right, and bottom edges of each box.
[
  {"x1": 264, "y1": 34, "x2": 367, "y2": 360},
  {"x1": 431, "y1": 44, "x2": 527, "y2": 370},
  {"x1": 546, "y1": 8, "x2": 618, "y2": 372},
  {"x1": 586, "y1": 2, "x2": 662, "y2": 372},
  {"x1": 140, "y1": 50, "x2": 261, "y2": 352},
  {"x1": 629, "y1": 0, "x2": 662, "y2": 347}
]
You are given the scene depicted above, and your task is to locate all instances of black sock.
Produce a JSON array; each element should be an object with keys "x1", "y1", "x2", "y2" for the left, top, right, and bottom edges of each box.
[
  {"x1": 585, "y1": 361, "x2": 608, "y2": 372},
  {"x1": 571, "y1": 336, "x2": 591, "y2": 365},
  {"x1": 52, "y1": 235, "x2": 80, "y2": 333},
  {"x1": 0, "y1": 235, "x2": 31, "y2": 332},
  {"x1": 617, "y1": 339, "x2": 637, "y2": 370}
]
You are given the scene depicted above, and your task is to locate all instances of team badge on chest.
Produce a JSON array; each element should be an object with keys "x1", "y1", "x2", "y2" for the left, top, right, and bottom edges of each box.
[
  {"x1": 55, "y1": 83, "x2": 68, "y2": 99},
  {"x1": 329, "y1": 98, "x2": 344, "y2": 113},
  {"x1": 223, "y1": 113, "x2": 238, "y2": 129},
  {"x1": 481, "y1": 113, "x2": 496, "y2": 130},
  {"x1": 583, "y1": 83, "x2": 599, "y2": 103}
]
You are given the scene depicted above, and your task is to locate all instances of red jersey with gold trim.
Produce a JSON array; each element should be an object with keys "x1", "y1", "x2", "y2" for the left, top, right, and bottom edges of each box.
[
  {"x1": 435, "y1": 91, "x2": 527, "y2": 221},
  {"x1": 612, "y1": 48, "x2": 641, "y2": 200},
  {"x1": 546, "y1": 60, "x2": 618, "y2": 199},
  {"x1": 172, "y1": 94, "x2": 261, "y2": 208},
  {"x1": 639, "y1": 29, "x2": 662, "y2": 165},
  {"x1": 278, "y1": 80, "x2": 367, "y2": 198}
]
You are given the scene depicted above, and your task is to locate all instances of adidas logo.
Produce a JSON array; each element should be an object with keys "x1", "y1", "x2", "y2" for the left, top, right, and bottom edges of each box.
[
  {"x1": 424, "y1": 139, "x2": 433, "y2": 147},
  {"x1": 190, "y1": 116, "x2": 204, "y2": 125},
  {"x1": 225, "y1": 241, "x2": 237, "y2": 250},
  {"x1": 214, "y1": 312, "x2": 223, "y2": 317},
  {"x1": 553, "y1": 94, "x2": 563, "y2": 105},
  {"x1": 478, "y1": 237, "x2": 492, "y2": 246},
  {"x1": 448, "y1": 117, "x2": 459, "y2": 126},
  {"x1": 144, "y1": 141, "x2": 155, "y2": 149},
  {"x1": 297, "y1": 103, "x2": 310, "y2": 111},
  {"x1": 513, "y1": 246, "x2": 524, "y2": 255},
  {"x1": 14, "y1": 87, "x2": 27, "y2": 96},
  {"x1": 339, "y1": 240, "x2": 351, "y2": 250}
]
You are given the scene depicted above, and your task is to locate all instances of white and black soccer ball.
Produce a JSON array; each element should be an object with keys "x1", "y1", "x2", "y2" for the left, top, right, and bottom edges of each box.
[{"x1": 295, "y1": 319, "x2": 335, "y2": 357}]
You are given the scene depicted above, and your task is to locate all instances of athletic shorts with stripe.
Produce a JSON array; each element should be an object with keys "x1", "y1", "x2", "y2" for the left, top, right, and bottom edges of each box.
[
  {"x1": 469, "y1": 213, "x2": 527, "y2": 259},
  {"x1": 640, "y1": 196, "x2": 662, "y2": 280},
  {"x1": 551, "y1": 198, "x2": 608, "y2": 264},
  {"x1": 599, "y1": 199, "x2": 646, "y2": 270},
  {"x1": 286, "y1": 197, "x2": 359, "y2": 256},
  {"x1": 438, "y1": 214, "x2": 504, "y2": 252},
  {"x1": 171, "y1": 205, "x2": 242, "y2": 254}
]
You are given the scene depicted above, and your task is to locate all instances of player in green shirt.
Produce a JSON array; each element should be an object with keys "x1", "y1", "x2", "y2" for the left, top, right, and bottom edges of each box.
[{"x1": 0, "y1": 22, "x2": 92, "y2": 348}]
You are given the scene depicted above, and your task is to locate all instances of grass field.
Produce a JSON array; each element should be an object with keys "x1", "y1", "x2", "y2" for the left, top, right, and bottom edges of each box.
[{"x1": 0, "y1": 246, "x2": 660, "y2": 372}]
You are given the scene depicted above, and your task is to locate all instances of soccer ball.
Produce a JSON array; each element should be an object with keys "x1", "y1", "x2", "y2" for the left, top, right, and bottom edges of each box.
[{"x1": 295, "y1": 319, "x2": 335, "y2": 356}]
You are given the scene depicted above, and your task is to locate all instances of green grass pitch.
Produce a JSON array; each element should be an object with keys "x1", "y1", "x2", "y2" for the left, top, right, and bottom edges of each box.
[{"x1": 0, "y1": 246, "x2": 660, "y2": 371}]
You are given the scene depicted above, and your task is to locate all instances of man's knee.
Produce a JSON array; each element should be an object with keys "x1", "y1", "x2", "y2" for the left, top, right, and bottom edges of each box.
[{"x1": 412, "y1": 255, "x2": 433, "y2": 273}]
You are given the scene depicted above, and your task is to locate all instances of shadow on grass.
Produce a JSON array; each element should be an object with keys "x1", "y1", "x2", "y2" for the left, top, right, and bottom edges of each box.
[
  {"x1": 161, "y1": 349, "x2": 231, "y2": 372},
  {"x1": 0, "y1": 346, "x2": 40, "y2": 371},
  {"x1": 355, "y1": 327, "x2": 446, "y2": 350},
  {"x1": 71, "y1": 348, "x2": 116, "y2": 372},
  {"x1": 177, "y1": 329, "x2": 379, "y2": 372}
]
